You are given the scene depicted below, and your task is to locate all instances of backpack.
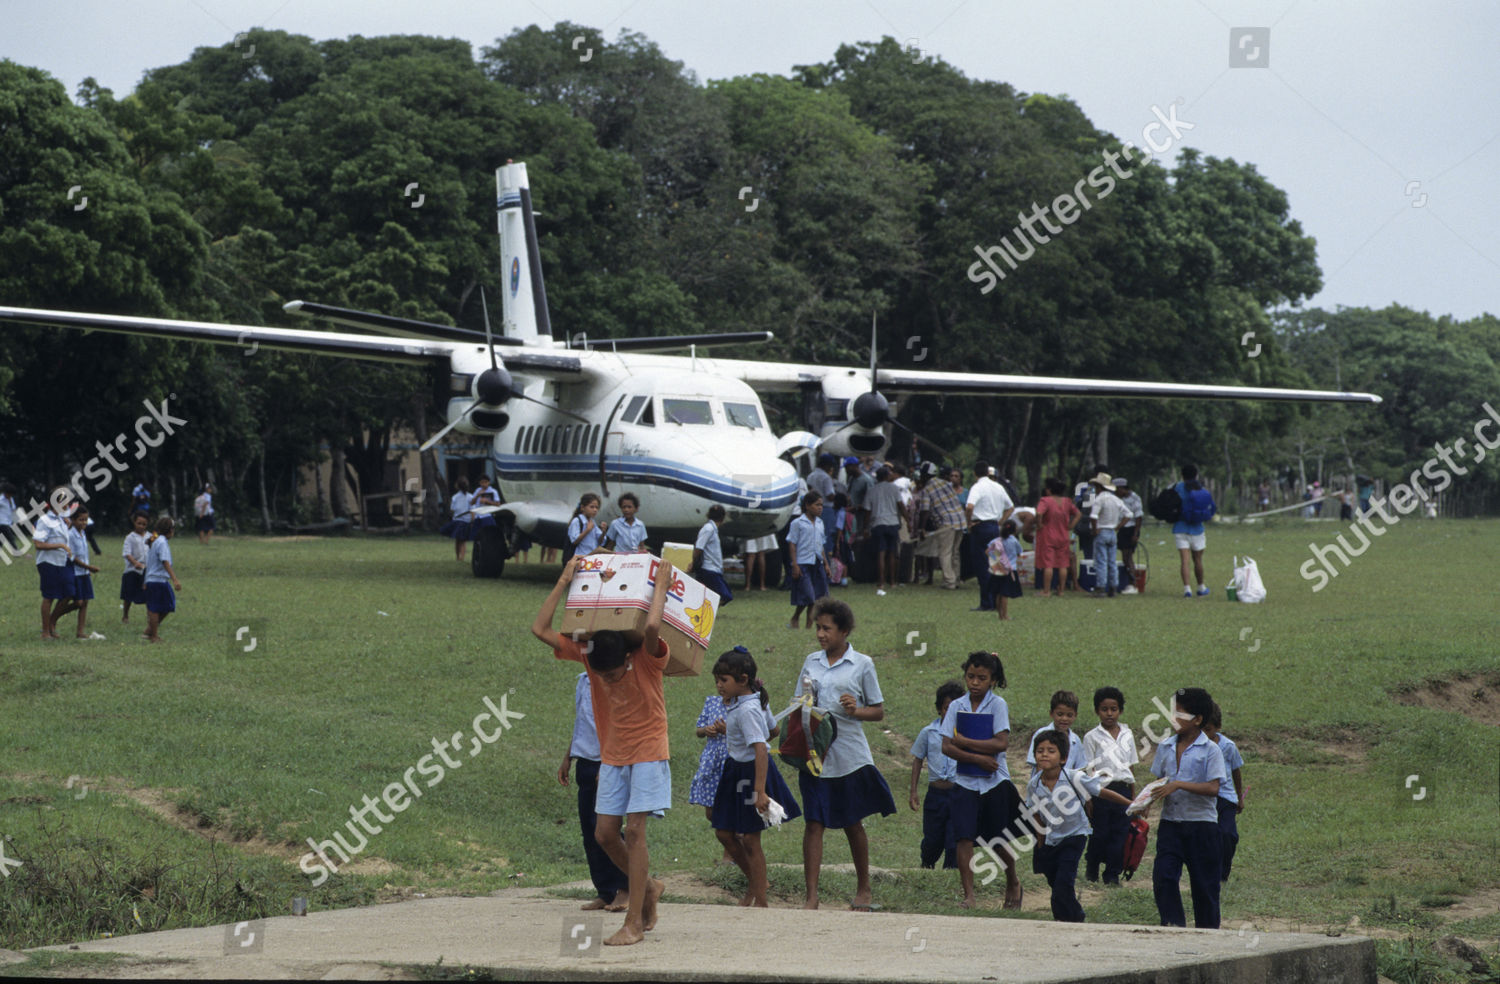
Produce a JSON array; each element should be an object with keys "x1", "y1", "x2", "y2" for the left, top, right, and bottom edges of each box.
[
  {"x1": 986, "y1": 536, "x2": 1014, "y2": 574},
  {"x1": 777, "y1": 695, "x2": 838, "y2": 776},
  {"x1": 1122, "y1": 816, "x2": 1150, "y2": 880},
  {"x1": 1181, "y1": 485, "x2": 1217, "y2": 524},
  {"x1": 1149, "y1": 486, "x2": 1182, "y2": 523}
]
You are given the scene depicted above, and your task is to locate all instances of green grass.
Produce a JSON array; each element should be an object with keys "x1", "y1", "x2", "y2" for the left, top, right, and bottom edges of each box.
[{"x1": 1, "y1": 519, "x2": 1497, "y2": 956}]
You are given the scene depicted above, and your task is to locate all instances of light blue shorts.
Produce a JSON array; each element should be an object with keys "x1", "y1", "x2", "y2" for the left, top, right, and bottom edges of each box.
[{"x1": 596, "y1": 760, "x2": 672, "y2": 817}]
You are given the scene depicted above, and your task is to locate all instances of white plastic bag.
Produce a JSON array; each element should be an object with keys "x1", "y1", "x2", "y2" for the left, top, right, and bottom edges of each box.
[{"x1": 1230, "y1": 555, "x2": 1266, "y2": 603}]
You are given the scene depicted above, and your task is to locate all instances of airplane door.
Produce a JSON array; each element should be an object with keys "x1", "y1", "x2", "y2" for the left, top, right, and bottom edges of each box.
[{"x1": 598, "y1": 396, "x2": 626, "y2": 495}]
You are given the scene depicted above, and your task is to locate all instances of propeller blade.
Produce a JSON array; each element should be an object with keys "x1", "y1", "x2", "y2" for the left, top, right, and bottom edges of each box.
[
  {"x1": 519, "y1": 392, "x2": 591, "y2": 424},
  {"x1": 868, "y1": 311, "x2": 879, "y2": 392},
  {"x1": 890, "y1": 418, "x2": 952, "y2": 460},
  {"x1": 420, "y1": 398, "x2": 482, "y2": 452},
  {"x1": 480, "y1": 287, "x2": 498, "y2": 372}
]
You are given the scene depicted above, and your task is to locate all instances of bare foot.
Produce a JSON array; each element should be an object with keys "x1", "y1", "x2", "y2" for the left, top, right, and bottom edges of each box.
[
  {"x1": 580, "y1": 897, "x2": 608, "y2": 910},
  {"x1": 641, "y1": 878, "x2": 665, "y2": 930},
  {"x1": 604, "y1": 924, "x2": 644, "y2": 946},
  {"x1": 738, "y1": 894, "x2": 753, "y2": 907},
  {"x1": 802, "y1": 898, "x2": 819, "y2": 910},
  {"x1": 960, "y1": 896, "x2": 975, "y2": 909},
  {"x1": 850, "y1": 889, "x2": 874, "y2": 910},
  {"x1": 604, "y1": 890, "x2": 628, "y2": 912}
]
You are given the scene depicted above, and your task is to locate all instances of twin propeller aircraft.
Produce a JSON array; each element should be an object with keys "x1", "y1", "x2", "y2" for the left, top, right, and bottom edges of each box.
[{"x1": 1, "y1": 162, "x2": 1380, "y2": 578}]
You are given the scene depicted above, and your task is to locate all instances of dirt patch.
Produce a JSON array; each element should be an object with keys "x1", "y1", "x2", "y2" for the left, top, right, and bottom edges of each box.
[
  {"x1": 1237, "y1": 727, "x2": 1370, "y2": 767},
  {"x1": 1393, "y1": 672, "x2": 1500, "y2": 728}
]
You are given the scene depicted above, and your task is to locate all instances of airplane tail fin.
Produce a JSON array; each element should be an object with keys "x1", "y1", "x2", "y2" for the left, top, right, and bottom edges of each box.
[{"x1": 495, "y1": 162, "x2": 552, "y2": 343}]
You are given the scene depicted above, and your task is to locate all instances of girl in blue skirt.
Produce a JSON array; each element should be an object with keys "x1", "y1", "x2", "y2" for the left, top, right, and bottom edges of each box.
[
  {"x1": 441, "y1": 478, "x2": 473, "y2": 561},
  {"x1": 792, "y1": 598, "x2": 896, "y2": 909},
  {"x1": 710, "y1": 648, "x2": 801, "y2": 906}
]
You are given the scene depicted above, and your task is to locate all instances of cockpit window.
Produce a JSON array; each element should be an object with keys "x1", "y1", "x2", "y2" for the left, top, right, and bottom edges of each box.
[
  {"x1": 724, "y1": 402, "x2": 763, "y2": 428},
  {"x1": 622, "y1": 395, "x2": 647, "y2": 423},
  {"x1": 662, "y1": 399, "x2": 713, "y2": 425}
]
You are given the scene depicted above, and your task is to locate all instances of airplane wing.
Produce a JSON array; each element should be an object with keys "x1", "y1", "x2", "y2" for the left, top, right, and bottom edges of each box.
[
  {"x1": 710, "y1": 358, "x2": 1383, "y2": 404},
  {"x1": 0, "y1": 306, "x2": 584, "y2": 377}
]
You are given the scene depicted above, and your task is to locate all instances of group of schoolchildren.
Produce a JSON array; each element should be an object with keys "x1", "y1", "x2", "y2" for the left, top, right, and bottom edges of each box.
[
  {"x1": 30, "y1": 485, "x2": 183, "y2": 643},
  {"x1": 534, "y1": 570, "x2": 1244, "y2": 945}
]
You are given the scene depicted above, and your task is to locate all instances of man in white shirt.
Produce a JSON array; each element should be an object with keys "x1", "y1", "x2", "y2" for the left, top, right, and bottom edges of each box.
[
  {"x1": 1089, "y1": 473, "x2": 1128, "y2": 597},
  {"x1": 964, "y1": 460, "x2": 1014, "y2": 612},
  {"x1": 1113, "y1": 477, "x2": 1144, "y2": 595}
]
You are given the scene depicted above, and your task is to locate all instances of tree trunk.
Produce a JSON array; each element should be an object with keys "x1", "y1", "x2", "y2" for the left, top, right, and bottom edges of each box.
[
  {"x1": 1095, "y1": 418, "x2": 1110, "y2": 470},
  {"x1": 330, "y1": 443, "x2": 348, "y2": 518},
  {"x1": 257, "y1": 445, "x2": 272, "y2": 532}
]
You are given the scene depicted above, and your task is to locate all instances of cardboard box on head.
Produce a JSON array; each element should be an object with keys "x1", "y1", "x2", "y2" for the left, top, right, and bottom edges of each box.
[{"x1": 563, "y1": 553, "x2": 718, "y2": 676}]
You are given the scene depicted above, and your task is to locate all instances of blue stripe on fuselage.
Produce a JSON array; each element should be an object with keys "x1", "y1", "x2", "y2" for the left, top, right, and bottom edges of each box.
[{"x1": 494, "y1": 454, "x2": 798, "y2": 509}]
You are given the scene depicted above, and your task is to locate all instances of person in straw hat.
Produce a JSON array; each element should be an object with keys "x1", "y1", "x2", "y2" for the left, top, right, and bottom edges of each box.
[{"x1": 1088, "y1": 472, "x2": 1128, "y2": 598}]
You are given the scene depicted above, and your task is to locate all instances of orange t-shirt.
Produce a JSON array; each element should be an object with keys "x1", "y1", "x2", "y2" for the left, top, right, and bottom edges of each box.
[{"x1": 555, "y1": 636, "x2": 670, "y2": 766}]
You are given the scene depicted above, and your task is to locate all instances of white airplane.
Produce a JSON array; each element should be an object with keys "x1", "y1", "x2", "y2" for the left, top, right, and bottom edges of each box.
[{"x1": 1, "y1": 161, "x2": 1381, "y2": 578}]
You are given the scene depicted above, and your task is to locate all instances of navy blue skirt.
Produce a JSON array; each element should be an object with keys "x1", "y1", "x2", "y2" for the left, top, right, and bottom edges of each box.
[
  {"x1": 145, "y1": 581, "x2": 175, "y2": 614},
  {"x1": 38, "y1": 563, "x2": 75, "y2": 600},
  {"x1": 995, "y1": 571, "x2": 1022, "y2": 598},
  {"x1": 789, "y1": 565, "x2": 828, "y2": 607},
  {"x1": 439, "y1": 519, "x2": 472, "y2": 540},
  {"x1": 710, "y1": 757, "x2": 803, "y2": 833},
  {"x1": 798, "y1": 764, "x2": 896, "y2": 829},
  {"x1": 698, "y1": 569, "x2": 734, "y2": 605},
  {"x1": 73, "y1": 573, "x2": 95, "y2": 601}
]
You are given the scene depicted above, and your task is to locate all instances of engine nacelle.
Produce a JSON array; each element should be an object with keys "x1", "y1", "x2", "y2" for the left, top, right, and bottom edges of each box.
[{"x1": 812, "y1": 371, "x2": 891, "y2": 457}]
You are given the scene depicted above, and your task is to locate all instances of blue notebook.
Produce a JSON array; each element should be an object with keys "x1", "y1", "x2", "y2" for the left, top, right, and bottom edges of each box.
[{"x1": 955, "y1": 710, "x2": 995, "y2": 777}]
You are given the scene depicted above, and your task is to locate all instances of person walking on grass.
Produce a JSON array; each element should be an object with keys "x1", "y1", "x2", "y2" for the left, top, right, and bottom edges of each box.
[
  {"x1": 533, "y1": 557, "x2": 674, "y2": 946},
  {"x1": 142, "y1": 516, "x2": 182, "y2": 643},
  {"x1": 1173, "y1": 465, "x2": 1213, "y2": 598}
]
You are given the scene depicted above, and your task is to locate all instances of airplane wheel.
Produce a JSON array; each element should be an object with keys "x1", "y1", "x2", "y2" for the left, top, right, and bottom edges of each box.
[{"x1": 471, "y1": 518, "x2": 510, "y2": 579}]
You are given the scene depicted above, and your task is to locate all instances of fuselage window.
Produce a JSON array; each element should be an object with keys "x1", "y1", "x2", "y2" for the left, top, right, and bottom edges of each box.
[
  {"x1": 724, "y1": 402, "x2": 763, "y2": 429},
  {"x1": 528, "y1": 426, "x2": 541, "y2": 454},
  {"x1": 590, "y1": 424, "x2": 600, "y2": 452},
  {"x1": 543, "y1": 425, "x2": 555, "y2": 454},
  {"x1": 824, "y1": 398, "x2": 849, "y2": 422},
  {"x1": 554, "y1": 426, "x2": 566, "y2": 453},
  {"x1": 623, "y1": 395, "x2": 647, "y2": 423},
  {"x1": 637, "y1": 400, "x2": 654, "y2": 427},
  {"x1": 563, "y1": 424, "x2": 574, "y2": 453},
  {"x1": 513, "y1": 426, "x2": 524, "y2": 453},
  {"x1": 662, "y1": 398, "x2": 713, "y2": 425}
]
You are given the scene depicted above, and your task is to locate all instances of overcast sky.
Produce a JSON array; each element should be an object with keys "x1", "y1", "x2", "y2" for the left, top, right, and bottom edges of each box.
[{"x1": 5, "y1": 0, "x2": 1497, "y2": 320}]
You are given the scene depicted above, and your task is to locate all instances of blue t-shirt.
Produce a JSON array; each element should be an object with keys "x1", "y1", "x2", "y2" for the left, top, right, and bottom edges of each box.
[
  {"x1": 1150, "y1": 731, "x2": 1228, "y2": 823},
  {"x1": 144, "y1": 536, "x2": 174, "y2": 583},
  {"x1": 789, "y1": 515, "x2": 824, "y2": 564},
  {"x1": 67, "y1": 527, "x2": 90, "y2": 573},
  {"x1": 909, "y1": 718, "x2": 957, "y2": 783},
  {"x1": 1172, "y1": 481, "x2": 1204, "y2": 536},
  {"x1": 724, "y1": 694, "x2": 771, "y2": 763},
  {"x1": 605, "y1": 517, "x2": 648, "y2": 552},
  {"x1": 1025, "y1": 768, "x2": 1107, "y2": 844}
]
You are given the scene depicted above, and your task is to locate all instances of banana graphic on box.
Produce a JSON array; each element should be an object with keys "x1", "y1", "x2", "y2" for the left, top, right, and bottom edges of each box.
[{"x1": 684, "y1": 596, "x2": 716, "y2": 640}]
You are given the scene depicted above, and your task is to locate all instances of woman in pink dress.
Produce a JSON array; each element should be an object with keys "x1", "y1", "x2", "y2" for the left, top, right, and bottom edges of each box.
[{"x1": 1034, "y1": 477, "x2": 1079, "y2": 597}]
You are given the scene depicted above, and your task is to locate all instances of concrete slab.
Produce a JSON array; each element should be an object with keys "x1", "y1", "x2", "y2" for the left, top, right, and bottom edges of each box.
[{"x1": 37, "y1": 890, "x2": 1377, "y2": 982}]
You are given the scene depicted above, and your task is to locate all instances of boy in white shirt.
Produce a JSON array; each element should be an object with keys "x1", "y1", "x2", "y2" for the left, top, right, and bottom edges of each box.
[{"x1": 1082, "y1": 686, "x2": 1138, "y2": 884}]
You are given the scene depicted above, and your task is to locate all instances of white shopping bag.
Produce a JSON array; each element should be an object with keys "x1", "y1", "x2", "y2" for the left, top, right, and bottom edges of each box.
[{"x1": 1230, "y1": 555, "x2": 1267, "y2": 603}]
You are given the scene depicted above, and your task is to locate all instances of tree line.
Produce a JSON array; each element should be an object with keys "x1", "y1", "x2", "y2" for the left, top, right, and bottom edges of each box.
[{"x1": 1, "y1": 26, "x2": 1495, "y2": 530}]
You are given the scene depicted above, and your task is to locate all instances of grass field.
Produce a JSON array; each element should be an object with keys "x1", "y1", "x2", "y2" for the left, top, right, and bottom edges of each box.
[{"x1": 1, "y1": 518, "x2": 1497, "y2": 977}]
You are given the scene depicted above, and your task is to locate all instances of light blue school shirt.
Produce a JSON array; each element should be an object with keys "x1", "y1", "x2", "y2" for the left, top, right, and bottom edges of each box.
[
  {"x1": 793, "y1": 645, "x2": 883, "y2": 779},
  {"x1": 1214, "y1": 734, "x2": 1244, "y2": 804},
  {"x1": 569, "y1": 672, "x2": 601, "y2": 761},
  {"x1": 939, "y1": 690, "x2": 1011, "y2": 791},
  {"x1": 66, "y1": 527, "x2": 90, "y2": 572},
  {"x1": 788, "y1": 515, "x2": 823, "y2": 564},
  {"x1": 1150, "y1": 731, "x2": 1228, "y2": 823},
  {"x1": 909, "y1": 719, "x2": 957, "y2": 783},
  {"x1": 605, "y1": 517, "x2": 648, "y2": 552},
  {"x1": 694, "y1": 520, "x2": 723, "y2": 573},
  {"x1": 144, "y1": 537, "x2": 174, "y2": 583},
  {"x1": 724, "y1": 694, "x2": 771, "y2": 763},
  {"x1": 1027, "y1": 728, "x2": 1087, "y2": 771},
  {"x1": 1025, "y1": 768, "x2": 1107, "y2": 844},
  {"x1": 567, "y1": 514, "x2": 603, "y2": 554}
]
